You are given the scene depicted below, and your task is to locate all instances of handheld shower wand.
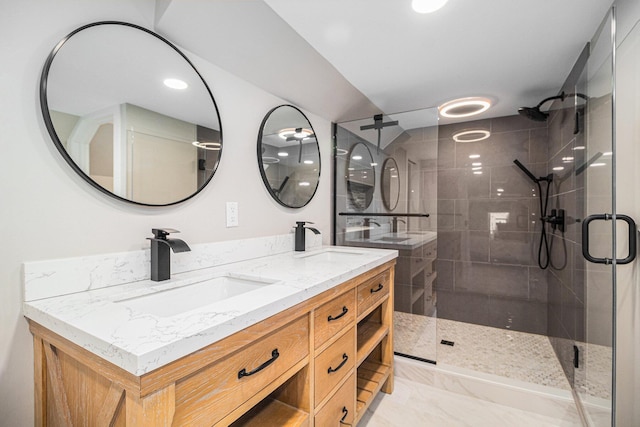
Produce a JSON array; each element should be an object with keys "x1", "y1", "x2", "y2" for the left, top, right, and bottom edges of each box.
[{"x1": 513, "y1": 159, "x2": 554, "y2": 269}]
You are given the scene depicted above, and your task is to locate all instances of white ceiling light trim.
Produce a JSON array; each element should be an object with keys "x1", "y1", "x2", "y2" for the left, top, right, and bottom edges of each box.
[
  {"x1": 452, "y1": 129, "x2": 491, "y2": 143},
  {"x1": 439, "y1": 97, "x2": 492, "y2": 118},
  {"x1": 412, "y1": 0, "x2": 449, "y2": 14}
]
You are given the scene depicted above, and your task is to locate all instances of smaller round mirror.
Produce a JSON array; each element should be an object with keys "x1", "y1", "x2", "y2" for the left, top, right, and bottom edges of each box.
[
  {"x1": 381, "y1": 158, "x2": 400, "y2": 211},
  {"x1": 258, "y1": 105, "x2": 320, "y2": 208},
  {"x1": 346, "y1": 142, "x2": 375, "y2": 210}
]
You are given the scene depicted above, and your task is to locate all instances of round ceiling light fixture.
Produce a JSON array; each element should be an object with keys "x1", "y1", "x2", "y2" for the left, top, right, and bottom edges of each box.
[
  {"x1": 412, "y1": 0, "x2": 449, "y2": 14},
  {"x1": 163, "y1": 78, "x2": 188, "y2": 90},
  {"x1": 452, "y1": 129, "x2": 491, "y2": 143},
  {"x1": 192, "y1": 141, "x2": 221, "y2": 151},
  {"x1": 278, "y1": 127, "x2": 313, "y2": 140},
  {"x1": 439, "y1": 97, "x2": 492, "y2": 118}
]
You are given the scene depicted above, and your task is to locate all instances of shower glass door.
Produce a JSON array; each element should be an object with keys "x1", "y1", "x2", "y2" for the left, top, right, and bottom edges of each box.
[
  {"x1": 575, "y1": 8, "x2": 616, "y2": 426},
  {"x1": 333, "y1": 108, "x2": 440, "y2": 363}
]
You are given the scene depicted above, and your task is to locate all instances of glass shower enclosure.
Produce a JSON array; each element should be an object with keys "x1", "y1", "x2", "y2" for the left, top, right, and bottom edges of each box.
[{"x1": 333, "y1": 108, "x2": 440, "y2": 363}]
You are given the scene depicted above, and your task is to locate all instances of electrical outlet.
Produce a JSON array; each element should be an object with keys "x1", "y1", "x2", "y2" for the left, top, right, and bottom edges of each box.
[{"x1": 226, "y1": 202, "x2": 238, "y2": 227}]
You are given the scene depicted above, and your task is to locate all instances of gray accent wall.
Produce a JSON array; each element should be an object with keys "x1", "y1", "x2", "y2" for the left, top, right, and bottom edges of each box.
[{"x1": 435, "y1": 115, "x2": 550, "y2": 335}]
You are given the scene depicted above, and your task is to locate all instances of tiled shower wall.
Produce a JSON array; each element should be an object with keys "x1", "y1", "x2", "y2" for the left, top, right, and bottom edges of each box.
[{"x1": 435, "y1": 115, "x2": 550, "y2": 335}]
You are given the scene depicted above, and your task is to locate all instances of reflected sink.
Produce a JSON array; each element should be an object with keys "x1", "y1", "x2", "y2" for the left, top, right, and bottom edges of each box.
[
  {"x1": 115, "y1": 274, "x2": 278, "y2": 317},
  {"x1": 375, "y1": 236, "x2": 410, "y2": 242},
  {"x1": 298, "y1": 248, "x2": 365, "y2": 262}
]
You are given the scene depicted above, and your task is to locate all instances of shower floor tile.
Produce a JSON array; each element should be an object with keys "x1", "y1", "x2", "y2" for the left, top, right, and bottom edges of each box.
[{"x1": 394, "y1": 312, "x2": 571, "y2": 390}]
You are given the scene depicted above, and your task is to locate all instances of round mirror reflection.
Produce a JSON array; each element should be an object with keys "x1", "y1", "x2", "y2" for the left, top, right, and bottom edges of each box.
[
  {"x1": 41, "y1": 21, "x2": 222, "y2": 206},
  {"x1": 381, "y1": 158, "x2": 400, "y2": 211},
  {"x1": 258, "y1": 105, "x2": 320, "y2": 208},
  {"x1": 347, "y1": 142, "x2": 375, "y2": 210}
]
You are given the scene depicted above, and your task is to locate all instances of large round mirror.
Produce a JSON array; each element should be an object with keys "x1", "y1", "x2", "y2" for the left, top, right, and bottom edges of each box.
[
  {"x1": 346, "y1": 142, "x2": 375, "y2": 210},
  {"x1": 381, "y1": 157, "x2": 400, "y2": 211},
  {"x1": 40, "y1": 21, "x2": 222, "y2": 206},
  {"x1": 257, "y1": 105, "x2": 320, "y2": 208}
]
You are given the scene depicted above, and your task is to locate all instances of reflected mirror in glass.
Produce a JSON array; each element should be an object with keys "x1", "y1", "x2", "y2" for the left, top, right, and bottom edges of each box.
[
  {"x1": 41, "y1": 21, "x2": 222, "y2": 206},
  {"x1": 257, "y1": 105, "x2": 320, "y2": 208},
  {"x1": 381, "y1": 157, "x2": 400, "y2": 211},
  {"x1": 347, "y1": 142, "x2": 375, "y2": 210}
]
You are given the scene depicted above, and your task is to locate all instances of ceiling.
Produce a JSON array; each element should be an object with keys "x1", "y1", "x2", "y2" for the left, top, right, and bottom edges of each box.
[{"x1": 155, "y1": 0, "x2": 614, "y2": 125}]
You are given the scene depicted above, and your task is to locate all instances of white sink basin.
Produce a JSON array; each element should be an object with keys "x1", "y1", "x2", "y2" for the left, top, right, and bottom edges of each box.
[
  {"x1": 115, "y1": 274, "x2": 278, "y2": 317},
  {"x1": 297, "y1": 248, "x2": 365, "y2": 262}
]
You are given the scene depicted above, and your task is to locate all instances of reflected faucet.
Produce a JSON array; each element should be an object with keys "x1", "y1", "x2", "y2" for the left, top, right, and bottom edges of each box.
[
  {"x1": 148, "y1": 228, "x2": 191, "y2": 281},
  {"x1": 294, "y1": 221, "x2": 321, "y2": 251},
  {"x1": 391, "y1": 217, "x2": 406, "y2": 233},
  {"x1": 362, "y1": 218, "x2": 380, "y2": 239}
]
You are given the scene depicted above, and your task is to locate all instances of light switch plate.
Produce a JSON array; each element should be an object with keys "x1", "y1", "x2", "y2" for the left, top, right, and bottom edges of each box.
[{"x1": 226, "y1": 202, "x2": 238, "y2": 227}]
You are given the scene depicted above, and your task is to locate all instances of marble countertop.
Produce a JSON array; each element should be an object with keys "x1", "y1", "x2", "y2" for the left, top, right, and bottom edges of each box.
[
  {"x1": 346, "y1": 231, "x2": 437, "y2": 250},
  {"x1": 23, "y1": 245, "x2": 396, "y2": 376}
]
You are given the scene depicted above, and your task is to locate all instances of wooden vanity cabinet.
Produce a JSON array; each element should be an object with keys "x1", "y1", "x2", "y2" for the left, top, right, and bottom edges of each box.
[{"x1": 30, "y1": 260, "x2": 395, "y2": 426}]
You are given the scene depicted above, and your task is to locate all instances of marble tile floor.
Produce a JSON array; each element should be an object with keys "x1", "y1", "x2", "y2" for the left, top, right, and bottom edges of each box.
[
  {"x1": 394, "y1": 312, "x2": 571, "y2": 390},
  {"x1": 359, "y1": 375, "x2": 583, "y2": 426}
]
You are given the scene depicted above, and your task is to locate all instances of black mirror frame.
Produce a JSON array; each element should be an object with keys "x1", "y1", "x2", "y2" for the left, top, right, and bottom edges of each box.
[
  {"x1": 257, "y1": 104, "x2": 321, "y2": 209},
  {"x1": 381, "y1": 157, "x2": 400, "y2": 211},
  {"x1": 39, "y1": 21, "x2": 223, "y2": 207}
]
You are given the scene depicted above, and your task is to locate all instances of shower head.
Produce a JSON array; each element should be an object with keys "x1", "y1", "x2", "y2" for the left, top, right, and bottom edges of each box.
[
  {"x1": 518, "y1": 106, "x2": 549, "y2": 122},
  {"x1": 518, "y1": 91, "x2": 567, "y2": 122}
]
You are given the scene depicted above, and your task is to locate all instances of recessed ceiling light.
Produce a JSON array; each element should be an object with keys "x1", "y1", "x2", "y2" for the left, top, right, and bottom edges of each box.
[
  {"x1": 164, "y1": 78, "x2": 188, "y2": 90},
  {"x1": 603, "y1": 151, "x2": 613, "y2": 156},
  {"x1": 573, "y1": 146, "x2": 586, "y2": 151},
  {"x1": 497, "y1": 188, "x2": 504, "y2": 192},
  {"x1": 453, "y1": 129, "x2": 491, "y2": 143},
  {"x1": 304, "y1": 160, "x2": 314, "y2": 165},
  {"x1": 299, "y1": 182, "x2": 310, "y2": 186},
  {"x1": 562, "y1": 157, "x2": 574, "y2": 163},
  {"x1": 278, "y1": 152, "x2": 289, "y2": 157},
  {"x1": 473, "y1": 171, "x2": 483, "y2": 175},
  {"x1": 371, "y1": 162, "x2": 378, "y2": 166},
  {"x1": 352, "y1": 155, "x2": 363, "y2": 160},
  {"x1": 469, "y1": 154, "x2": 481, "y2": 159},
  {"x1": 412, "y1": 0, "x2": 449, "y2": 14},
  {"x1": 472, "y1": 162, "x2": 482, "y2": 166},
  {"x1": 472, "y1": 167, "x2": 482, "y2": 171},
  {"x1": 439, "y1": 97, "x2": 491, "y2": 118},
  {"x1": 553, "y1": 166, "x2": 565, "y2": 171},
  {"x1": 192, "y1": 141, "x2": 221, "y2": 151},
  {"x1": 590, "y1": 162, "x2": 606, "y2": 167}
]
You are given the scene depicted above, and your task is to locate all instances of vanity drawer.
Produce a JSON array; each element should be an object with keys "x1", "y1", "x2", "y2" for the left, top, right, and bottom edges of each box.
[
  {"x1": 314, "y1": 289, "x2": 356, "y2": 349},
  {"x1": 173, "y1": 315, "x2": 309, "y2": 426},
  {"x1": 357, "y1": 269, "x2": 391, "y2": 316},
  {"x1": 314, "y1": 327, "x2": 355, "y2": 406},
  {"x1": 314, "y1": 373, "x2": 355, "y2": 427}
]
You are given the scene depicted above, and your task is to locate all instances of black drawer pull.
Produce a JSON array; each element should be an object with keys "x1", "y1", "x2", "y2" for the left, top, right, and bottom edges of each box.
[
  {"x1": 340, "y1": 406, "x2": 349, "y2": 423},
  {"x1": 370, "y1": 283, "x2": 384, "y2": 293},
  {"x1": 328, "y1": 306, "x2": 349, "y2": 322},
  {"x1": 328, "y1": 353, "x2": 349, "y2": 374},
  {"x1": 238, "y1": 349, "x2": 279, "y2": 379}
]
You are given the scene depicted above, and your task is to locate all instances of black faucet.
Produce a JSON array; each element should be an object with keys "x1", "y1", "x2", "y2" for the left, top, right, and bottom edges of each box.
[
  {"x1": 294, "y1": 221, "x2": 321, "y2": 251},
  {"x1": 147, "y1": 228, "x2": 191, "y2": 281},
  {"x1": 391, "y1": 216, "x2": 406, "y2": 233},
  {"x1": 362, "y1": 218, "x2": 380, "y2": 239}
]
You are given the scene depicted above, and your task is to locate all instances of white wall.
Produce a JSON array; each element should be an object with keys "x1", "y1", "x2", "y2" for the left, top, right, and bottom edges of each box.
[
  {"x1": 0, "y1": 1, "x2": 332, "y2": 424},
  {"x1": 614, "y1": 1, "x2": 640, "y2": 425}
]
